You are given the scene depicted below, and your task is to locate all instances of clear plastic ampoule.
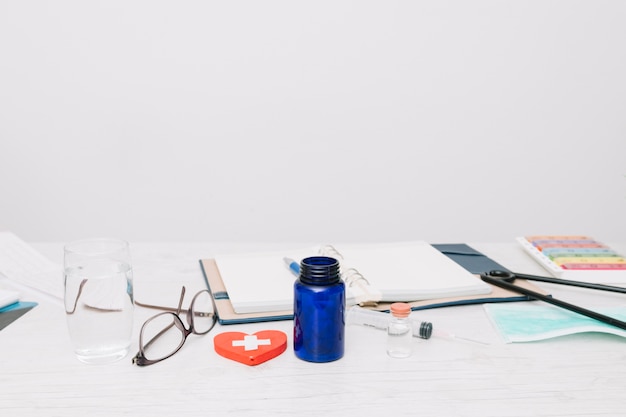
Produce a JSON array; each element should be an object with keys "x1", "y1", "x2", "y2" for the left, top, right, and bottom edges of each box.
[{"x1": 386, "y1": 302, "x2": 412, "y2": 358}]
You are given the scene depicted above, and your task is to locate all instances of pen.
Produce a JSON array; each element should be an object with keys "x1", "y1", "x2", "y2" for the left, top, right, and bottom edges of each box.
[{"x1": 283, "y1": 257, "x2": 300, "y2": 277}]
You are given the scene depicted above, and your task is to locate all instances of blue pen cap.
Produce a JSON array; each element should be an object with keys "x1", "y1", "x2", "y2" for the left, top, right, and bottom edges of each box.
[{"x1": 299, "y1": 256, "x2": 340, "y2": 285}]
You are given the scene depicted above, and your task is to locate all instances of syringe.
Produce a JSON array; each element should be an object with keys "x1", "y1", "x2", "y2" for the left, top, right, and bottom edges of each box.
[{"x1": 346, "y1": 306, "x2": 433, "y2": 339}]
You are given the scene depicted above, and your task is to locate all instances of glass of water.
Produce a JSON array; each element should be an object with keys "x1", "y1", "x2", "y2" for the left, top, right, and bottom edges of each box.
[{"x1": 64, "y1": 238, "x2": 134, "y2": 364}]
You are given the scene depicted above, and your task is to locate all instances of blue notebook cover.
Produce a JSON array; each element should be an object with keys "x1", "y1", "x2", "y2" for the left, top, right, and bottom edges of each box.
[
  {"x1": 0, "y1": 301, "x2": 38, "y2": 331},
  {"x1": 431, "y1": 243, "x2": 510, "y2": 274}
]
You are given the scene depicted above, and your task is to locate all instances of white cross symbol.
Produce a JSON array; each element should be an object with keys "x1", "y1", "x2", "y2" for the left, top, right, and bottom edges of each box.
[{"x1": 232, "y1": 335, "x2": 272, "y2": 351}]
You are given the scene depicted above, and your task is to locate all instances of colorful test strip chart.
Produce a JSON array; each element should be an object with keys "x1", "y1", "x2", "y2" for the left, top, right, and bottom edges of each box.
[{"x1": 525, "y1": 236, "x2": 626, "y2": 271}]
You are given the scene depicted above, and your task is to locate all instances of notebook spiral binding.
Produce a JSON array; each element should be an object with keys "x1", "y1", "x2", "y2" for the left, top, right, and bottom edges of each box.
[
  {"x1": 343, "y1": 268, "x2": 372, "y2": 287},
  {"x1": 319, "y1": 244, "x2": 344, "y2": 261},
  {"x1": 319, "y1": 245, "x2": 380, "y2": 306}
]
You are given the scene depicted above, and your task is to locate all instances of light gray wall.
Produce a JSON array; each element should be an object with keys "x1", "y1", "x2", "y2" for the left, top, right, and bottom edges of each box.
[{"x1": 1, "y1": 1, "x2": 625, "y2": 243}]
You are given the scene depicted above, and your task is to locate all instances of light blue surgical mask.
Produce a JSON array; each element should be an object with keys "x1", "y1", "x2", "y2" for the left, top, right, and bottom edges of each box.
[{"x1": 484, "y1": 303, "x2": 626, "y2": 343}]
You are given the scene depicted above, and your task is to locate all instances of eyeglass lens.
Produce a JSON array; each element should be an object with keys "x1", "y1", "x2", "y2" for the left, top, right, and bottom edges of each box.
[
  {"x1": 140, "y1": 312, "x2": 188, "y2": 361},
  {"x1": 137, "y1": 289, "x2": 215, "y2": 364},
  {"x1": 187, "y1": 290, "x2": 215, "y2": 334}
]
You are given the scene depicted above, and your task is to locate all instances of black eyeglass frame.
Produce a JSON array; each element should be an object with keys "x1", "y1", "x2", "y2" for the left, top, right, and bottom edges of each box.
[{"x1": 132, "y1": 286, "x2": 217, "y2": 366}]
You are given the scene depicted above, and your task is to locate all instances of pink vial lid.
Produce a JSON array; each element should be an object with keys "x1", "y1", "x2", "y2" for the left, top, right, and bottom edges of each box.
[{"x1": 390, "y1": 302, "x2": 411, "y2": 318}]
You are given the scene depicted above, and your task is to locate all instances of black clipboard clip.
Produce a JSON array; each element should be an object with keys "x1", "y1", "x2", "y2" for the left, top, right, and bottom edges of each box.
[{"x1": 480, "y1": 270, "x2": 626, "y2": 331}]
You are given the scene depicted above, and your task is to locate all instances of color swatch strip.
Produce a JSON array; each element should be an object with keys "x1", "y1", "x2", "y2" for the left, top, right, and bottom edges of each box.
[{"x1": 525, "y1": 236, "x2": 626, "y2": 271}]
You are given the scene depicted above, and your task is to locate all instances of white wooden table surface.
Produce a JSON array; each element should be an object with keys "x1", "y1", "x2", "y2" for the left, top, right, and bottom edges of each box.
[{"x1": 1, "y1": 242, "x2": 626, "y2": 417}]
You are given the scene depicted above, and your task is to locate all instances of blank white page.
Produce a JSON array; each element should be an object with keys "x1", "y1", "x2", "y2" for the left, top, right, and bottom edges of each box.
[{"x1": 335, "y1": 242, "x2": 491, "y2": 301}]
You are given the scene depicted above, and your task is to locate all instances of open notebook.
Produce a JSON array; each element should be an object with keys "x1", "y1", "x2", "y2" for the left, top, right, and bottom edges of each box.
[{"x1": 210, "y1": 241, "x2": 492, "y2": 315}]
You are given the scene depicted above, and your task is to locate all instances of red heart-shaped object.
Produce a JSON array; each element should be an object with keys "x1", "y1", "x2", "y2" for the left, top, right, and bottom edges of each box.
[{"x1": 214, "y1": 330, "x2": 287, "y2": 366}]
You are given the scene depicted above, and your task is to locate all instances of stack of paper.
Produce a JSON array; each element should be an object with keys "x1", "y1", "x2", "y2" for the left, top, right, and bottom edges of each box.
[
  {"x1": 0, "y1": 232, "x2": 63, "y2": 298},
  {"x1": 0, "y1": 289, "x2": 20, "y2": 309}
]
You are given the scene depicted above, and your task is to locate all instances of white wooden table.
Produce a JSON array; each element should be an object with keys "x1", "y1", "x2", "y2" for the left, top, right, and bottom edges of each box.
[{"x1": 1, "y1": 242, "x2": 626, "y2": 417}]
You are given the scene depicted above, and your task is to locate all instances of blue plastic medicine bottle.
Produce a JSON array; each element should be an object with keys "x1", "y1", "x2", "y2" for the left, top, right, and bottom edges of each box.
[{"x1": 293, "y1": 256, "x2": 345, "y2": 362}]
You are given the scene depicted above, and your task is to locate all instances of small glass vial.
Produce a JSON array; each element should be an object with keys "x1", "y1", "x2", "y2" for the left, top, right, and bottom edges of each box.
[
  {"x1": 293, "y1": 256, "x2": 345, "y2": 362},
  {"x1": 346, "y1": 305, "x2": 433, "y2": 339},
  {"x1": 387, "y1": 302, "x2": 412, "y2": 358}
]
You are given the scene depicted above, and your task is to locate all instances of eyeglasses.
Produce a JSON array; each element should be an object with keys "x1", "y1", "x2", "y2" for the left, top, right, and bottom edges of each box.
[{"x1": 132, "y1": 287, "x2": 217, "y2": 366}]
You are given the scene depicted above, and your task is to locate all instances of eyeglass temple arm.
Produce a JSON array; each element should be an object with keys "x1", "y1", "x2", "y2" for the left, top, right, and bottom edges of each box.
[
  {"x1": 175, "y1": 286, "x2": 186, "y2": 314},
  {"x1": 134, "y1": 286, "x2": 188, "y2": 312},
  {"x1": 135, "y1": 287, "x2": 212, "y2": 318},
  {"x1": 134, "y1": 300, "x2": 179, "y2": 312},
  {"x1": 138, "y1": 287, "x2": 187, "y2": 353}
]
